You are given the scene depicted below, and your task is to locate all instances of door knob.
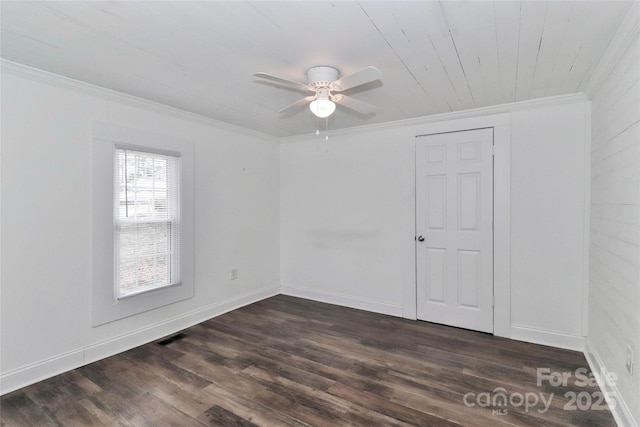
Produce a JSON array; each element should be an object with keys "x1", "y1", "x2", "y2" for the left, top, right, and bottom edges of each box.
[{"x1": 417, "y1": 235, "x2": 425, "y2": 242}]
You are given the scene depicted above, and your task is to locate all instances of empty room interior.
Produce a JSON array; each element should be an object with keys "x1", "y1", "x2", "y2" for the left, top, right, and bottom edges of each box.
[{"x1": 1, "y1": 1, "x2": 639, "y2": 426}]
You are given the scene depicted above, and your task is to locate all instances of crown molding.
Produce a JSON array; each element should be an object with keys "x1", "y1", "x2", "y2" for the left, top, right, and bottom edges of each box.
[
  {"x1": 279, "y1": 92, "x2": 588, "y2": 143},
  {"x1": 584, "y1": 2, "x2": 640, "y2": 97},
  {"x1": 0, "y1": 59, "x2": 276, "y2": 143},
  {"x1": 2, "y1": 58, "x2": 590, "y2": 144}
]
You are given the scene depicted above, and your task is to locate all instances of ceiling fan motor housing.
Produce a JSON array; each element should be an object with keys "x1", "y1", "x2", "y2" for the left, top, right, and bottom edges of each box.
[{"x1": 307, "y1": 66, "x2": 339, "y2": 89}]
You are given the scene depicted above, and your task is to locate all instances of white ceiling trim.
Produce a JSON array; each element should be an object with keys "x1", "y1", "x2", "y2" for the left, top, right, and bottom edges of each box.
[
  {"x1": 279, "y1": 92, "x2": 588, "y2": 144},
  {"x1": 3, "y1": 57, "x2": 589, "y2": 146},
  {"x1": 0, "y1": 59, "x2": 277, "y2": 143}
]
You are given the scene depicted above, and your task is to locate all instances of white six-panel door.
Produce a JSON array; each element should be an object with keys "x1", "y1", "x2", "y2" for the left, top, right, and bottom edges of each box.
[{"x1": 416, "y1": 128, "x2": 494, "y2": 333}]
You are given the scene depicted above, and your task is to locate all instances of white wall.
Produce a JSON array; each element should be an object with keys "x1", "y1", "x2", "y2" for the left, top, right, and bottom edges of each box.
[
  {"x1": 585, "y1": 4, "x2": 639, "y2": 425},
  {"x1": 281, "y1": 97, "x2": 589, "y2": 350},
  {"x1": 280, "y1": 131, "x2": 414, "y2": 316},
  {"x1": 0, "y1": 63, "x2": 280, "y2": 393},
  {"x1": 509, "y1": 104, "x2": 589, "y2": 341}
]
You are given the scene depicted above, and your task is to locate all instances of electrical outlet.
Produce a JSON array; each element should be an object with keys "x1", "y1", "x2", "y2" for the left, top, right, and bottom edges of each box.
[
  {"x1": 231, "y1": 268, "x2": 238, "y2": 280},
  {"x1": 626, "y1": 345, "x2": 634, "y2": 376}
]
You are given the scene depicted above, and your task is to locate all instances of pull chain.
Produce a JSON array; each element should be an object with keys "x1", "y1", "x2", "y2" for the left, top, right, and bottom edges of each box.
[{"x1": 325, "y1": 117, "x2": 329, "y2": 141}]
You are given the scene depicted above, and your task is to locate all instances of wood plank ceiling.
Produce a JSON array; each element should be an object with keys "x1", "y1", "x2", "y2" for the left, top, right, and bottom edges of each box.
[{"x1": 0, "y1": 1, "x2": 633, "y2": 137}]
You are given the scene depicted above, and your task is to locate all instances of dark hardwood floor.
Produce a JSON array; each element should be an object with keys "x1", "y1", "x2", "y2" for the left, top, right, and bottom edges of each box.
[{"x1": 1, "y1": 295, "x2": 615, "y2": 426}]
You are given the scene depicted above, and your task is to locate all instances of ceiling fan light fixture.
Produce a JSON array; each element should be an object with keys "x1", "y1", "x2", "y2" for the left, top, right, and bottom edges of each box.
[
  {"x1": 309, "y1": 87, "x2": 335, "y2": 118},
  {"x1": 309, "y1": 98, "x2": 336, "y2": 118},
  {"x1": 254, "y1": 65, "x2": 382, "y2": 119}
]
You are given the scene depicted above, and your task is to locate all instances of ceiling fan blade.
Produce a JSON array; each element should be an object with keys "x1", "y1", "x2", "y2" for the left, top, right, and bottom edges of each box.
[
  {"x1": 332, "y1": 66, "x2": 382, "y2": 91},
  {"x1": 279, "y1": 95, "x2": 315, "y2": 113},
  {"x1": 253, "y1": 72, "x2": 310, "y2": 92},
  {"x1": 333, "y1": 94, "x2": 376, "y2": 115}
]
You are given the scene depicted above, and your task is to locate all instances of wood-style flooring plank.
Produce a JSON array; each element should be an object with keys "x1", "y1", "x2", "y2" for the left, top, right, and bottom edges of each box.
[
  {"x1": 0, "y1": 392, "x2": 59, "y2": 427},
  {"x1": 1, "y1": 295, "x2": 616, "y2": 426}
]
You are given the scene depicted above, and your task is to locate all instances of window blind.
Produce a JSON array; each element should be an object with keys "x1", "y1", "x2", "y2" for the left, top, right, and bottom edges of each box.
[{"x1": 114, "y1": 147, "x2": 181, "y2": 299}]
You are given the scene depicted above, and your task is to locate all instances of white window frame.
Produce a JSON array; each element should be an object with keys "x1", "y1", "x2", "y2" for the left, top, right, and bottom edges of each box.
[
  {"x1": 114, "y1": 145, "x2": 182, "y2": 299},
  {"x1": 92, "y1": 121, "x2": 194, "y2": 326}
]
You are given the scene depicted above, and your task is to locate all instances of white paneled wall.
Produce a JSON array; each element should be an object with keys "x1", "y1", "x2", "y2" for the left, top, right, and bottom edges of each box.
[{"x1": 586, "y1": 5, "x2": 640, "y2": 425}]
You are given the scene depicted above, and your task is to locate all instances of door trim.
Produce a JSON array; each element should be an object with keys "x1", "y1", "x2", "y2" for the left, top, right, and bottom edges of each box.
[{"x1": 404, "y1": 113, "x2": 510, "y2": 338}]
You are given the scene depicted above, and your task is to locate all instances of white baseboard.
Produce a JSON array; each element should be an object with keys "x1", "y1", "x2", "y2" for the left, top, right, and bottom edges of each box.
[
  {"x1": 281, "y1": 284, "x2": 403, "y2": 318},
  {"x1": 0, "y1": 286, "x2": 279, "y2": 395},
  {"x1": 585, "y1": 338, "x2": 638, "y2": 427},
  {"x1": 510, "y1": 324, "x2": 586, "y2": 351},
  {"x1": 0, "y1": 349, "x2": 86, "y2": 397}
]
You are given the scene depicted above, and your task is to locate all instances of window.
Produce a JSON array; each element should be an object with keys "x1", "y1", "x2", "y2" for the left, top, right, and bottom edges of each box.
[
  {"x1": 92, "y1": 122, "x2": 194, "y2": 326},
  {"x1": 115, "y1": 147, "x2": 181, "y2": 299}
]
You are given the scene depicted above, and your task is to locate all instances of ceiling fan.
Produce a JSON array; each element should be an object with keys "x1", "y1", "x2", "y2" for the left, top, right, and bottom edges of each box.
[{"x1": 253, "y1": 66, "x2": 382, "y2": 118}]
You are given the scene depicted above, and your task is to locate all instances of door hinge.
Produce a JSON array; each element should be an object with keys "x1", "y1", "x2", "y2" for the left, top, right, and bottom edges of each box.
[{"x1": 490, "y1": 145, "x2": 495, "y2": 156}]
